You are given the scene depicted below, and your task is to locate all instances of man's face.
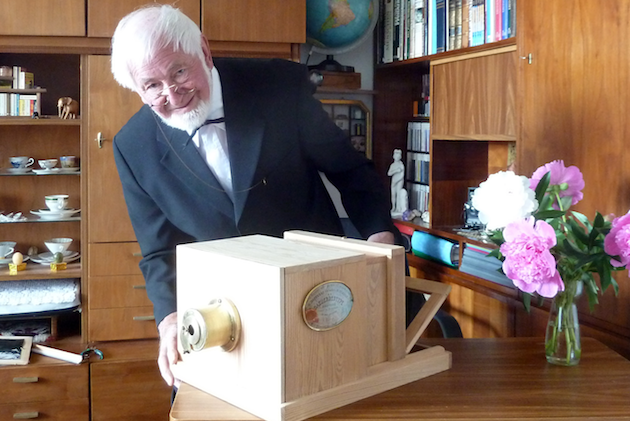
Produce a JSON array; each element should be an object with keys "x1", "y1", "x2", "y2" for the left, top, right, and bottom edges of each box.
[{"x1": 132, "y1": 45, "x2": 213, "y2": 132}]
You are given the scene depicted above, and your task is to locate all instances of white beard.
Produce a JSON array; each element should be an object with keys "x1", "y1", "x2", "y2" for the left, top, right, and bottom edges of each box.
[
  {"x1": 156, "y1": 63, "x2": 213, "y2": 134},
  {"x1": 158, "y1": 97, "x2": 212, "y2": 133}
]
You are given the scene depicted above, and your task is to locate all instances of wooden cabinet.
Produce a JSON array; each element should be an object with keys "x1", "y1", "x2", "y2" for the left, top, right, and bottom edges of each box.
[
  {"x1": 87, "y1": 0, "x2": 201, "y2": 38},
  {"x1": 374, "y1": 0, "x2": 630, "y2": 358},
  {"x1": 202, "y1": 0, "x2": 305, "y2": 43},
  {"x1": 84, "y1": 55, "x2": 140, "y2": 244},
  {"x1": 84, "y1": 55, "x2": 153, "y2": 342},
  {"x1": 0, "y1": 53, "x2": 83, "y2": 338},
  {"x1": 0, "y1": 0, "x2": 85, "y2": 37},
  {"x1": 90, "y1": 340, "x2": 172, "y2": 421},
  {"x1": 0, "y1": 351, "x2": 89, "y2": 420}
]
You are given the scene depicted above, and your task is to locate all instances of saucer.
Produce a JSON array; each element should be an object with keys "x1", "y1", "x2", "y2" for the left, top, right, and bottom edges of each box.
[
  {"x1": 33, "y1": 168, "x2": 61, "y2": 175},
  {"x1": 0, "y1": 254, "x2": 30, "y2": 265},
  {"x1": 30, "y1": 251, "x2": 80, "y2": 265},
  {"x1": 58, "y1": 167, "x2": 80, "y2": 173},
  {"x1": 6, "y1": 168, "x2": 32, "y2": 174},
  {"x1": 30, "y1": 208, "x2": 81, "y2": 220}
]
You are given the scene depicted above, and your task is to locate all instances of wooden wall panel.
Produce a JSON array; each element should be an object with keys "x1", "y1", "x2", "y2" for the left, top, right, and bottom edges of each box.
[
  {"x1": 202, "y1": 0, "x2": 305, "y2": 43},
  {"x1": 87, "y1": 0, "x2": 201, "y2": 38},
  {"x1": 0, "y1": 0, "x2": 85, "y2": 37}
]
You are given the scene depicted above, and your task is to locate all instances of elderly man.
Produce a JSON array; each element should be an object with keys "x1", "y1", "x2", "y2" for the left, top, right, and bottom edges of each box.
[{"x1": 110, "y1": 4, "x2": 398, "y2": 388}]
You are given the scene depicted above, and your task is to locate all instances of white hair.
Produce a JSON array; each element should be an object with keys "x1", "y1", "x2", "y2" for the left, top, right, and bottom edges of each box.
[{"x1": 111, "y1": 4, "x2": 204, "y2": 91}]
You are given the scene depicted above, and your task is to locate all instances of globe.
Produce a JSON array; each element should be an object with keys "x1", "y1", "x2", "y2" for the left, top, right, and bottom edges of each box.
[{"x1": 306, "y1": 0, "x2": 379, "y2": 72}]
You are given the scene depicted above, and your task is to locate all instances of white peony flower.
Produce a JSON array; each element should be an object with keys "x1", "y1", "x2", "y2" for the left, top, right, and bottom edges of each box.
[{"x1": 471, "y1": 171, "x2": 539, "y2": 231}]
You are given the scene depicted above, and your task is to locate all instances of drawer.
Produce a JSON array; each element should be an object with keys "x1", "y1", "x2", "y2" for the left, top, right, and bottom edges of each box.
[
  {"x1": 91, "y1": 359, "x2": 172, "y2": 421},
  {"x1": 88, "y1": 242, "x2": 142, "y2": 277},
  {"x1": 88, "y1": 275, "x2": 152, "y2": 309},
  {"x1": 0, "y1": 398, "x2": 89, "y2": 420},
  {"x1": 0, "y1": 364, "x2": 88, "y2": 403},
  {"x1": 89, "y1": 307, "x2": 158, "y2": 341}
]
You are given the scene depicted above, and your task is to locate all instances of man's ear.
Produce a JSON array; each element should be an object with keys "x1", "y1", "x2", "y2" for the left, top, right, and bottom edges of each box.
[{"x1": 201, "y1": 34, "x2": 214, "y2": 69}]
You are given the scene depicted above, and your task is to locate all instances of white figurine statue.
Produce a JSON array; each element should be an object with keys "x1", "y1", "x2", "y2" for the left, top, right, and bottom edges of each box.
[{"x1": 387, "y1": 149, "x2": 407, "y2": 217}]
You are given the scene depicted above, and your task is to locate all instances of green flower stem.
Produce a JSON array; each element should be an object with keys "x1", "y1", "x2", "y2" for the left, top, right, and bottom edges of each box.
[{"x1": 545, "y1": 281, "x2": 582, "y2": 365}]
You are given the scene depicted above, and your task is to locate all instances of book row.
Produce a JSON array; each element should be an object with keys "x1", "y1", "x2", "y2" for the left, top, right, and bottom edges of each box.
[
  {"x1": 407, "y1": 121, "x2": 430, "y2": 152},
  {"x1": 379, "y1": 0, "x2": 516, "y2": 64},
  {"x1": 406, "y1": 151, "x2": 430, "y2": 184},
  {"x1": 0, "y1": 93, "x2": 37, "y2": 117},
  {"x1": 0, "y1": 65, "x2": 35, "y2": 90},
  {"x1": 459, "y1": 244, "x2": 513, "y2": 287},
  {"x1": 407, "y1": 182, "x2": 430, "y2": 213}
]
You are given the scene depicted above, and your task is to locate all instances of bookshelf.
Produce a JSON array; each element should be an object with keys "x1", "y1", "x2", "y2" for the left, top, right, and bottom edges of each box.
[
  {"x1": 373, "y1": 0, "x2": 630, "y2": 359},
  {"x1": 320, "y1": 99, "x2": 372, "y2": 159}
]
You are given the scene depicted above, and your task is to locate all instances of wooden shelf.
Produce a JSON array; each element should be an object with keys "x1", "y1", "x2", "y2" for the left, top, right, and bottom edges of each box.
[
  {"x1": 0, "y1": 87, "x2": 46, "y2": 94},
  {"x1": 0, "y1": 262, "x2": 81, "y2": 281},
  {"x1": 0, "y1": 116, "x2": 81, "y2": 125}
]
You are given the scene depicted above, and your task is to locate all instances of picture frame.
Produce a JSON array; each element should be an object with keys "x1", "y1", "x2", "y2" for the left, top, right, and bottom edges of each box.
[{"x1": 0, "y1": 335, "x2": 33, "y2": 365}]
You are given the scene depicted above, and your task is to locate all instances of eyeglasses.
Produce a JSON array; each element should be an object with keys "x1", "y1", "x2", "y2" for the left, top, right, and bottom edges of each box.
[
  {"x1": 145, "y1": 82, "x2": 196, "y2": 107},
  {"x1": 141, "y1": 67, "x2": 196, "y2": 107}
]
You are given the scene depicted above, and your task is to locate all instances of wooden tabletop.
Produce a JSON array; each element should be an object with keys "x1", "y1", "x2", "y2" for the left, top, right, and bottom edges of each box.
[{"x1": 170, "y1": 337, "x2": 630, "y2": 421}]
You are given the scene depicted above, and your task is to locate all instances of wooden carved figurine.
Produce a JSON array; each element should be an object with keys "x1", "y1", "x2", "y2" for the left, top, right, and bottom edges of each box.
[{"x1": 57, "y1": 97, "x2": 79, "y2": 119}]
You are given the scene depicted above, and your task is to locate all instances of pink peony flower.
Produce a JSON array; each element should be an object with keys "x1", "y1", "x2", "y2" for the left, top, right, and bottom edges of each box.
[
  {"x1": 604, "y1": 211, "x2": 630, "y2": 269},
  {"x1": 500, "y1": 217, "x2": 565, "y2": 297},
  {"x1": 530, "y1": 160, "x2": 585, "y2": 206}
]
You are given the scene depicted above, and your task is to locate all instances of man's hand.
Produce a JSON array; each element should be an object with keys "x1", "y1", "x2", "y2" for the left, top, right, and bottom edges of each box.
[
  {"x1": 157, "y1": 312, "x2": 181, "y2": 387},
  {"x1": 367, "y1": 231, "x2": 395, "y2": 245}
]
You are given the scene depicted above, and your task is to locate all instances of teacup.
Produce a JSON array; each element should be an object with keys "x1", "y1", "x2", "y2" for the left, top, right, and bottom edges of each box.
[
  {"x1": 44, "y1": 238, "x2": 72, "y2": 254},
  {"x1": 59, "y1": 156, "x2": 77, "y2": 169},
  {"x1": 45, "y1": 194, "x2": 69, "y2": 211},
  {"x1": 0, "y1": 241, "x2": 16, "y2": 257},
  {"x1": 39, "y1": 159, "x2": 58, "y2": 170},
  {"x1": 10, "y1": 156, "x2": 35, "y2": 169}
]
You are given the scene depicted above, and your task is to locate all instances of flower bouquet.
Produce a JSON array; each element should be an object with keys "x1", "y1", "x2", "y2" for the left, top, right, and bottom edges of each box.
[{"x1": 471, "y1": 160, "x2": 630, "y2": 365}]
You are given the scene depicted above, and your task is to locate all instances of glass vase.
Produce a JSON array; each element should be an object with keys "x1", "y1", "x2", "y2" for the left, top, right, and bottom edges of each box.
[{"x1": 545, "y1": 282, "x2": 581, "y2": 366}]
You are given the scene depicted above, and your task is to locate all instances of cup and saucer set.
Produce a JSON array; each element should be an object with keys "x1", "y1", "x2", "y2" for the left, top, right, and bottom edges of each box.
[
  {"x1": 29, "y1": 237, "x2": 80, "y2": 265},
  {"x1": 30, "y1": 194, "x2": 81, "y2": 221},
  {"x1": 6, "y1": 156, "x2": 35, "y2": 174},
  {"x1": 6, "y1": 155, "x2": 80, "y2": 175},
  {"x1": 31, "y1": 156, "x2": 80, "y2": 175},
  {"x1": 0, "y1": 241, "x2": 30, "y2": 265}
]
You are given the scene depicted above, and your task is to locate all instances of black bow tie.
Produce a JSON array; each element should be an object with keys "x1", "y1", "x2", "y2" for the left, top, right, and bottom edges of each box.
[
  {"x1": 202, "y1": 117, "x2": 225, "y2": 126},
  {"x1": 190, "y1": 117, "x2": 225, "y2": 138}
]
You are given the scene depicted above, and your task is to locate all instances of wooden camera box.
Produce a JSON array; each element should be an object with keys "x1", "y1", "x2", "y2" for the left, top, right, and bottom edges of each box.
[{"x1": 174, "y1": 231, "x2": 451, "y2": 421}]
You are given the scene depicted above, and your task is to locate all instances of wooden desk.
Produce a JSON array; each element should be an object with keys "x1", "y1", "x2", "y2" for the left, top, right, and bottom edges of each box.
[{"x1": 170, "y1": 338, "x2": 630, "y2": 420}]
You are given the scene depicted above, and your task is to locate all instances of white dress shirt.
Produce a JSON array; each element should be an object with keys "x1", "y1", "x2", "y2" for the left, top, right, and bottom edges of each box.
[{"x1": 191, "y1": 67, "x2": 233, "y2": 199}]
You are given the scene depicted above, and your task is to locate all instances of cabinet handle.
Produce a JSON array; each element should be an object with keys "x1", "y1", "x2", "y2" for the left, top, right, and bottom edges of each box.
[
  {"x1": 13, "y1": 376, "x2": 38, "y2": 383},
  {"x1": 132, "y1": 252, "x2": 142, "y2": 257},
  {"x1": 132, "y1": 284, "x2": 146, "y2": 289},
  {"x1": 96, "y1": 132, "x2": 107, "y2": 148},
  {"x1": 13, "y1": 412, "x2": 39, "y2": 419},
  {"x1": 520, "y1": 53, "x2": 533, "y2": 64},
  {"x1": 133, "y1": 315, "x2": 155, "y2": 321}
]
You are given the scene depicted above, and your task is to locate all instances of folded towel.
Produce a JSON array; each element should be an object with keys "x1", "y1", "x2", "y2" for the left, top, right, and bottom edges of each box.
[{"x1": 0, "y1": 279, "x2": 80, "y2": 315}]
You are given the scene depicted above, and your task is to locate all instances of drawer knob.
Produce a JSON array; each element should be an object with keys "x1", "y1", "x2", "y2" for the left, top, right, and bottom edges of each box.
[
  {"x1": 13, "y1": 411, "x2": 39, "y2": 419},
  {"x1": 13, "y1": 377, "x2": 38, "y2": 383}
]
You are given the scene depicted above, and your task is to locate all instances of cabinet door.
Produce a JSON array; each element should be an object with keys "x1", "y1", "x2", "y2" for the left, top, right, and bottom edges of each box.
[
  {"x1": 85, "y1": 55, "x2": 142, "y2": 243},
  {"x1": 91, "y1": 360, "x2": 172, "y2": 421},
  {"x1": 518, "y1": 0, "x2": 630, "y2": 355},
  {"x1": 517, "y1": 0, "x2": 630, "y2": 218},
  {"x1": 87, "y1": 0, "x2": 201, "y2": 38},
  {"x1": 202, "y1": 0, "x2": 305, "y2": 43},
  {"x1": 0, "y1": 0, "x2": 85, "y2": 36}
]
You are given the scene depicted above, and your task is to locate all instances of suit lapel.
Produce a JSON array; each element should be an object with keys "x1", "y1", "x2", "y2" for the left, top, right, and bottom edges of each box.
[
  {"x1": 155, "y1": 121, "x2": 235, "y2": 219},
  {"x1": 222, "y1": 81, "x2": 265, "y2": 223}
]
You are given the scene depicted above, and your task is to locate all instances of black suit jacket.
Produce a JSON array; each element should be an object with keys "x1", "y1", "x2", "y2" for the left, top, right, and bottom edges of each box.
[{"x1": 113, "y1": 58, "x2": 396, "y2": 325}]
